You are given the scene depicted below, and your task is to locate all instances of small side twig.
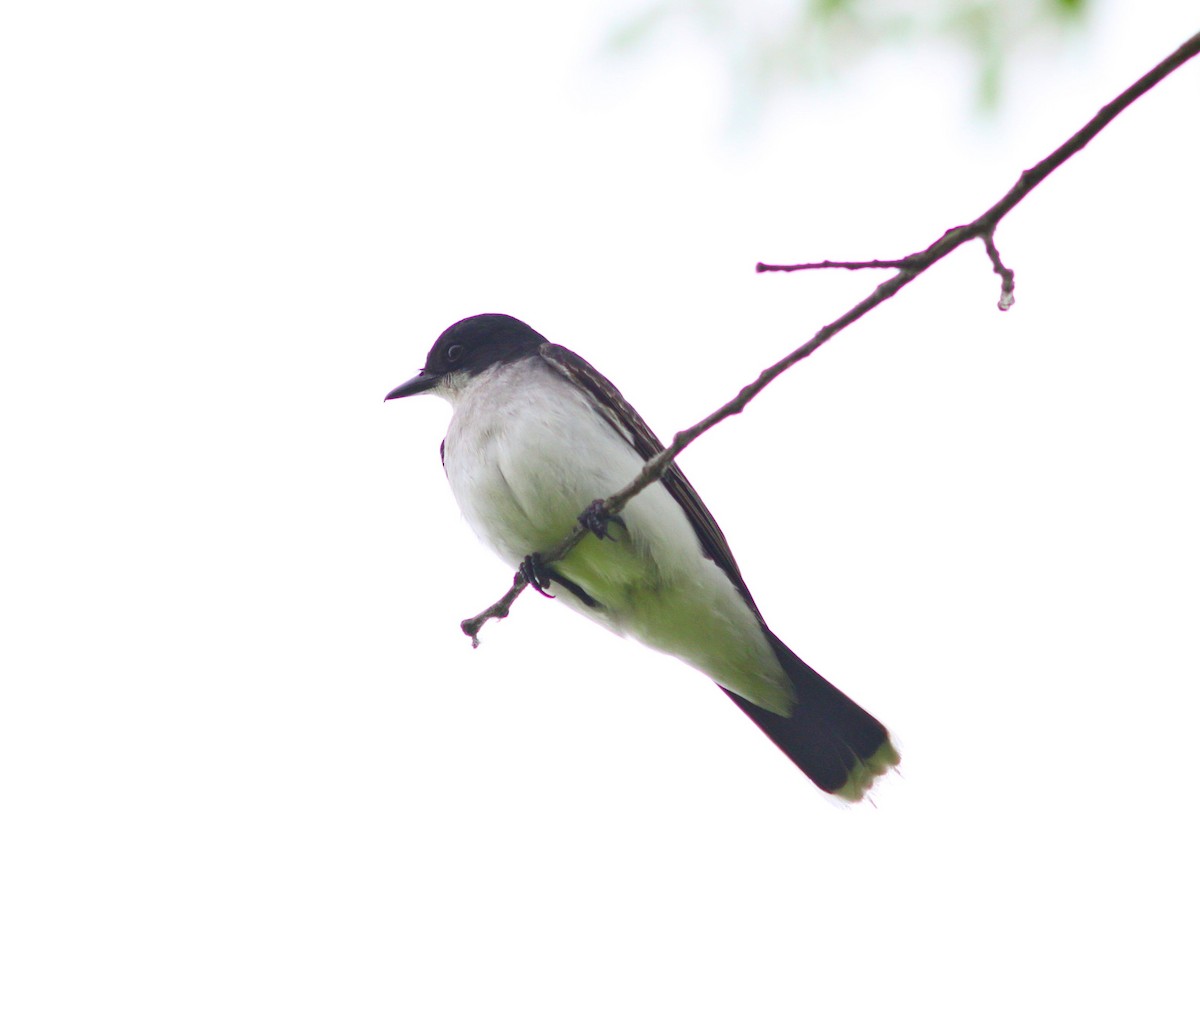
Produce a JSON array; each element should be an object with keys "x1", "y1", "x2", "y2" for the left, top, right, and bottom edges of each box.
[
  {"x1": 461, "y1": 30, "x2": 1200, "y2": 646},
  {"x1": 756, "y1": 258, "x2": 911, "y2": 273},
  {"x1": 981, "y1": 231, "x2": 1016, "y2": 311}
]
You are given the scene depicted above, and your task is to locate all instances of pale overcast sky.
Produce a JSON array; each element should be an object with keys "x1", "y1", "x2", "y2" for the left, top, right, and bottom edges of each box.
[{"x1": 3, "y1": 3, "x2": 1198, "y2": 1010}]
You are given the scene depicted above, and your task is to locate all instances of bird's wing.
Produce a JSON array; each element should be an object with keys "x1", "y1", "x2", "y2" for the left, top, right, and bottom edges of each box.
[{"x1": 539, "y1": 343, "x2": 762, "y2": 618}]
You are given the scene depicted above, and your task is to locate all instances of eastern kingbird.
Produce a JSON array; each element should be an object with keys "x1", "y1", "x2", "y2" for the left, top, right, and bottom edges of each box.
[{"x1": 386, "y1": 313, "x2": 899, "y2": 800}]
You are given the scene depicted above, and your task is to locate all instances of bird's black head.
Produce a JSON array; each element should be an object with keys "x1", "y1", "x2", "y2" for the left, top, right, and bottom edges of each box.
[{"x1": 385, "y1": 314, "x2": 548, "y2": 400}]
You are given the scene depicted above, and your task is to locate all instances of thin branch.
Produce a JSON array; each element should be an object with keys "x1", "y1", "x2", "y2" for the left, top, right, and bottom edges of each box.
[
  {"x1": 462, "y1": 30, "x2": 1200, "y2": 645},
  {"x1": 757, "y1": 258, "x2": 911, "y2": 272},
  {"x1": 462, "y1": 574, "x2": 526, "y2": 647}
]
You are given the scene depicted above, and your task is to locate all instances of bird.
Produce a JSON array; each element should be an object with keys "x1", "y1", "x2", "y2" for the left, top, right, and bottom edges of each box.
[{"x1": 386, "y1": 313, "x2": 899, "y2": 800}]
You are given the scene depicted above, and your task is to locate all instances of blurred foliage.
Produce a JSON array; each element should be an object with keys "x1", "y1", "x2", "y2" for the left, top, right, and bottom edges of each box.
[{"x1": 605, "y1": 0, "x2": 1092, "y2": 115}]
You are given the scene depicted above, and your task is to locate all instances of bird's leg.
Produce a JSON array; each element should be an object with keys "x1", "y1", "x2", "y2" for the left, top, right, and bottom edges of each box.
[
  {"x1": 578, "y1": 499, "x2": 626, "y2": 541},
  {"x1": 518, "y1": 553, "x2": 556, "y2": 598}
]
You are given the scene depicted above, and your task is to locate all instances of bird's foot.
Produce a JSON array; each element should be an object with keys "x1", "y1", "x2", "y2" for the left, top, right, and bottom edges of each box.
[
  {"x1": 518, "y1": 553, "x2": 555, "y2": 598},
  {"x1": 578, "y1": 499, "x2": 626, "y2": 541}
]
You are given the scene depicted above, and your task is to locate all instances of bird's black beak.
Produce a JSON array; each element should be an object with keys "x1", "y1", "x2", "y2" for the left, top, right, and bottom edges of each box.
[{"x1": 384, "y1": 371, "x2": 439, "y2": 401}]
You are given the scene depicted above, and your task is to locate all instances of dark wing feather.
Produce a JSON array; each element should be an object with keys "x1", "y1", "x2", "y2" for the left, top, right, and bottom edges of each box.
[{"x1": 538, "y1": 343, "x2": 762, "y2": 619}]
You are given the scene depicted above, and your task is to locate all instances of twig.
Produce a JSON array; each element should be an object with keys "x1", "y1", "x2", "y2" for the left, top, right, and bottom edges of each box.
[
  {"x1": 982, "y1": 232, "x2": 1016, "y2": 311},
  {"x1": 756, "y1": 258, "x2": 911, "y2": 272},
  {"x1": 462, "y1": 30, "x2": 1200, "y2": 645},
  {"x1": 462, "y1": 575, "x2": 526, "y2": 648}
]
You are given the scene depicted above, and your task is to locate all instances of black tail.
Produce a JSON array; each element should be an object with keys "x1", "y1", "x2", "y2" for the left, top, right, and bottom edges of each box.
[{"x1": 723, "y1": 631, "x2": 898, "y2": 800}]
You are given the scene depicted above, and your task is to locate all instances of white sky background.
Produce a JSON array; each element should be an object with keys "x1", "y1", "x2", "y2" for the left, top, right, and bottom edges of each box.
[{"x1": 3, "y1": 2, "x2": 1198, "y2": 1010}]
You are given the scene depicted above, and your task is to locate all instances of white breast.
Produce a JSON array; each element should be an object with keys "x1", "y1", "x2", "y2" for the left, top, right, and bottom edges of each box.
[
  {"x1": 437, "y1": 357, "x2": 793, "y2": 713},
  {"x1": 441, "y1": 359, "x2": 646, "y2": 564}
]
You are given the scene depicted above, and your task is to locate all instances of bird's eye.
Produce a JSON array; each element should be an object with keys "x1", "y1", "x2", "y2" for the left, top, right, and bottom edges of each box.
[{"x1": 446, "y1": 344, "x2": 464, "y2": 363}]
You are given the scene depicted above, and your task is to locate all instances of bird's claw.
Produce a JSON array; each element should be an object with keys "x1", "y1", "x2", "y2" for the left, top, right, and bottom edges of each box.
[
  {"x1": 578, "y1": 499, "x2": 626, "y2": 541},
  {"x1": 519, "y1": 553, "x2": 555, "y2": 598}
]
